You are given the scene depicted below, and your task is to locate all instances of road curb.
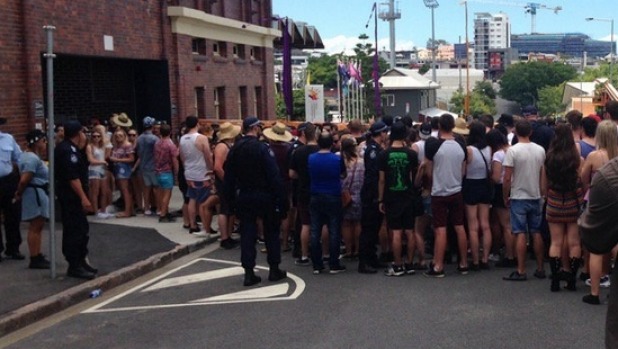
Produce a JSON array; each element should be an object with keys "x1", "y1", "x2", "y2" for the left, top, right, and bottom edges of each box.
[{"x1": 0, "y1": 237, "x2": 215, "y2": 337}]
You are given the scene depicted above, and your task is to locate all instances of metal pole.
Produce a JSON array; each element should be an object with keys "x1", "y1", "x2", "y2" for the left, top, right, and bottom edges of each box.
[
  {"x1": 431, "y1": 7, "x2": 437, "y2": 82},
  {"x1": 465, "y1": 1, "x2": 470, "y2": 116},
  {"x1": 43, "y1": 25, "x2": 57, "y2": 279},
  {"x1": 611, "y1": 19, "x2": 614, "y2": 84},
  {"x1": 337, "y1": 63, "x2": 342, "y2": 122},
  {"x1": 389, "y1": 0, "x2": 396, "y2": 69},
  {"x1": 373, "y1": 3, "x2": 381, "y2": 119}
]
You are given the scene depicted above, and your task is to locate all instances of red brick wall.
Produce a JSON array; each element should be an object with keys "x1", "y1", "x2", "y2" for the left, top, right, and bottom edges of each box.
[{"x1": 0, "y1": 0, "x2": 276, "y2": 142}]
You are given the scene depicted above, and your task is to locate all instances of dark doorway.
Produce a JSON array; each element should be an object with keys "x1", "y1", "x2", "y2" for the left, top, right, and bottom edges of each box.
[{"x1": 43, "y1": 54, "x2": 171, "y2": 130}]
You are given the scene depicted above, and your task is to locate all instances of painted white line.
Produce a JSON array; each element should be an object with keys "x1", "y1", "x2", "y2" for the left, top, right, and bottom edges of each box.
[
  {"x1": 191, "y1": 283, "x2": 289, "y2": 303},
  {"x1": 82, "y1": 258, "x2": 307, "y2": 314},
  {"x1": 141, "y1": 267, "x2": 244, "y2": 292}
]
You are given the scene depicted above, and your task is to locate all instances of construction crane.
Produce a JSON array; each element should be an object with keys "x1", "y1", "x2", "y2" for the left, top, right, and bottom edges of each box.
[{"x1": 463, "y1": 0, "x2": 562, "y2": 33}]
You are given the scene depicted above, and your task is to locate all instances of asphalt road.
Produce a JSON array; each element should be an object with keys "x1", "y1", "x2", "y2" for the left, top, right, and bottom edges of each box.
[{"x1": 3, "y1": 247, "x2": 608, "y2": 349}]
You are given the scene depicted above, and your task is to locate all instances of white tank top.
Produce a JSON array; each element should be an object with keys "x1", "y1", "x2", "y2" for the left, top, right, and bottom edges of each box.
[
  {"x1": 466, "y1": 146, "x2": 491, "y2": 179},
  {"x1": 180, "y1": 132, "x2": 209, "y2": 182},
  {"x1": 413, "y1": 140, "x2": 425, "y2": 163}
]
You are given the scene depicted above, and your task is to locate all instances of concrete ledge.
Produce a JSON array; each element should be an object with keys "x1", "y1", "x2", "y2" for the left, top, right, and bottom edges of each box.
[{"x1": 0, "y1": 238, "x2": 214, "y2": 337}]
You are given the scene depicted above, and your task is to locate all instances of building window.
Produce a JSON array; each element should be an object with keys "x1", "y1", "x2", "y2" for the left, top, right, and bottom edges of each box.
[
  {"x1": 213, "y1": 42, "x2": 227, "y2": 57},
  {"x1": 192, "y1": 39, "x2": 206, "y2": 55},
  {"x1": 195, "y1": 87, "x2": 205, "y2": 116},
  {"x1": 383, "y1": 94, "x2": 395, "y2": 107},
  {"x1": 250, "y1": 47, "x2": 263, "y2": 61},
  {"x1": 254, "y1": 86, "x2": 263, "y2": 119},
  {"x1": 239, "y1": 86, "x2": 248, "y2": 118},
  {"x1": 214, "y1": 87, "x2": 226, "y2": 119},
  {"x1": 233, "y1": 44, "x2": 246, "y2": 59}
]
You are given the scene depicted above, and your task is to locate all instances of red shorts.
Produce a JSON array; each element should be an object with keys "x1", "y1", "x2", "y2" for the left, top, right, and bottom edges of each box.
[{"x1": 431, "y1": 192, "x2": 465, "y2": 228}]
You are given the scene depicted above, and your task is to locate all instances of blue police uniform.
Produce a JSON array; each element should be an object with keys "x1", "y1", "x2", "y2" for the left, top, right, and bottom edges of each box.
[
  {"x1": 224, "y1": 134, "x2": 288, "y2": 285},
  {"x1": 55, "y1": 138, "x2": 93, "y2": 276},
  {"x1": 358, "y1": 138, "x2": 384, "y2": 272},
  {"x1": 0, "y1": 130, "x2": 23, "y2": 258}
]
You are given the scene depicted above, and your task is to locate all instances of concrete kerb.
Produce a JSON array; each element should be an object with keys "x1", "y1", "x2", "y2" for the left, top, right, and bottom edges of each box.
[{"x1": 0, "y1": 237, "x2": 217, "y2": 337}]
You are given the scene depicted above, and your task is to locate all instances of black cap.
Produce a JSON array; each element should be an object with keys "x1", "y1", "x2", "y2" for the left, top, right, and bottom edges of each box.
[
  {"x1": 297, "y1": 122, "x2": 311, "y2": 132},
  {"x1": 26, "y1": 129, "x2": 46, "y2": 146},
  {"x1": 64, "y1": 120, "x2": 83, "y2": 139},
  {"x1": 522, "y1": 105, "x2": 538, "y2": 116},
  {"x1": 242, "y1": 116, "x2": 261, "y2": 130},
  {"x1": 419, "y1": 122, "x2": 432, "y2": 137},
  {"x1": 369, "y1": 121, "x2": 388, "y2": 135}
]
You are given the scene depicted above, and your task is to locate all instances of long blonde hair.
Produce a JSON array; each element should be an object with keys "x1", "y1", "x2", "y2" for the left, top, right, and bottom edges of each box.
[{"x1": 595, "y1": 120, "x2": 618, "y2": 160}]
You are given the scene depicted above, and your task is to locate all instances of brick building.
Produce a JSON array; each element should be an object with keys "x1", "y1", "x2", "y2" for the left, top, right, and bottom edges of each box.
[{"x1": 1, "y1": 0, "x2": 281, "y2": 139}]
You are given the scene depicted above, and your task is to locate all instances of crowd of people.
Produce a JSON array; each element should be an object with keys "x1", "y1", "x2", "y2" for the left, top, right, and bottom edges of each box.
[{"x1": 1, "y1": 103, "x2": 617, "y2": 301}]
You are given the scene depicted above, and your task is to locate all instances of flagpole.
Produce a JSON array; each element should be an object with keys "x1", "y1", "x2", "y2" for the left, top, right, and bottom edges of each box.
[
  {"x1": 373, "y1": 2, "x2": 381, "y2": 119},
  {"x1": 337, "y1": 63, "x2": 342, "y2": 123}
]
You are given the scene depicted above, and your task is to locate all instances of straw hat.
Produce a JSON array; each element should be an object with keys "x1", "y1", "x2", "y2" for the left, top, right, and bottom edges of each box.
[
  {"x1": 111, "y1": 113, "x2": 133, "y2": 128},
  {"x1": 263, "y1": 122, "x2": 293, "y2": 142},
  {"x1": 217, "y1": 122, "x2": 241, "y2": 141},
  {"x1": 453, "y1": 117, "x2": 470, "y2": 135}
]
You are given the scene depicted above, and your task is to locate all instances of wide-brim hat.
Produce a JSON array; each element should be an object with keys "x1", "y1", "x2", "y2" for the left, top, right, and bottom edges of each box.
[
  {"x1": 112, "y1": 113, "x2": 133, "y2": 128},
  {"x1": 453, "y1": 118, "x2": 470, "y2": 135},
  {"x1": 263, "y1": 122, "x2": 293, "y2": 142},
  {"x1": 217, "y1": 122, "x2": 241, "y2": 141}
]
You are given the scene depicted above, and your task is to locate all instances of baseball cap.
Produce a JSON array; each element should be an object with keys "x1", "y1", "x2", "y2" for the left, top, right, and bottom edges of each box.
[
  {"x1": 369, "y1": 121, "x2": 388, "y2": 135},
  {"x1": 64, "y1": 120, "x2": 83, "y2": 139},
  {"x1": 297, "y1": 122, "x2": 311, "y2": 132},
  {"x1": 26, "y1": 129, "x2": 46, "y2": 146},
  {"x1": 522, "y1": 105, "x2": 538, "y2": 116},
  {"x1": 242, "y1": 116, "x2": 262, "y2": 130},
  {"x1": 419, "y1": 122, "x2": 432, "y2": 139},
  {"x1": 143, "y1": 116, "x2": 156, "y2": 128}
]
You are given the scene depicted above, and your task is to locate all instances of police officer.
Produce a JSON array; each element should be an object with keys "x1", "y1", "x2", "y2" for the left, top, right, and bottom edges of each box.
[
  {"x1": 55, "y1": 120, "x2": 97, "y2": 279},
  {"x1": 0, "y1": 117, "x2": 24, "y2": 261},
  {"x1": 224, "y1": 117, "x2": 288, "y2": 286},
  {"x1": 358, "y1": 121, "x2": 389, "y2": 273}
]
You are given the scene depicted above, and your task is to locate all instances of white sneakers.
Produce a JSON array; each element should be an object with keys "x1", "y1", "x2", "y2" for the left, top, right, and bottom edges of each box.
[
  {"x1": 585, "y1": 275, "x2": 611, "y2": 288},
  {"x1": 95, "y1": 212, "x2": 113, "y2": 219}
]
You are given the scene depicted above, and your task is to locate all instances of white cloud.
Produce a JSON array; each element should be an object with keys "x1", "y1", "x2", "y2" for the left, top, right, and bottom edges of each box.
[
  {"x1": 599, "y1": 34, "x2": 616, "y2": 42},
  {"x1": 320, "y1": 35, "x2": 415, "y2": 56}
]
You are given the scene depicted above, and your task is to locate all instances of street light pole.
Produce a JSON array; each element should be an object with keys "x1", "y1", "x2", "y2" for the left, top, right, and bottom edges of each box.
[
  {"x1": 424, "y1": 0, "x2": 439, "y2": 83},
  {"x1": 586, "y1": 17, "x2": 615, "y2": 84}
]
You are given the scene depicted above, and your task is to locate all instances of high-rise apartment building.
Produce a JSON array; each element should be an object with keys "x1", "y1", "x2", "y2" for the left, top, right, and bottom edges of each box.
[{"x1": 474, "y1": 12, "x2": 510, "y2": 71}]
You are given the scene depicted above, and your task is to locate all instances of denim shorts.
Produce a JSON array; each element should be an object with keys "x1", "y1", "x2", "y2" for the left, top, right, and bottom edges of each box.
[
  {"x1": 186, "y1": 181, "x2": 211, "y2": 204},
  {"x1": 510, "y1": 199, "x2": 542, "y2": 234},
  {"x1": 142, "y1": 171, "x2": 159, "y2": 187},
  {"x1": 114, "y1": 163, "x2": 132, "y2": 180},
  {"x1": 157, "y1": 172, "x2": 174, "y2": 190}
]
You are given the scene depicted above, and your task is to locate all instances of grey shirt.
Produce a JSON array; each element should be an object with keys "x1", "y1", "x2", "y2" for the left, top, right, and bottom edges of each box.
[{"x1": 135, "y1": 130, "x2": 159, "y2": 173}]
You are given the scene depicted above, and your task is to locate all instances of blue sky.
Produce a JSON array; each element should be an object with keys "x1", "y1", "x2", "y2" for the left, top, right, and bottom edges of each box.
[{"x1": 274, "y1": 0, "x2": 617, "y2": 55}]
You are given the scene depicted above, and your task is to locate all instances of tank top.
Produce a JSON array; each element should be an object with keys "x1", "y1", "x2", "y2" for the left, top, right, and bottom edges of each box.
[
  {"x1": 413, "y1": 140, "x2": 425, "y2": 163},
  {"x1": 180, "y1": 132, "x2": 209, "y2": 182},
  {"x1": 88, "y1": 145, "x2": 106, "y2": 174},
  {"x1": 578, "y1": 140, "x2": 595, "y2": 160},
  {"x1": 466, "y1": 146, "x2": 491, "y2": 179}
]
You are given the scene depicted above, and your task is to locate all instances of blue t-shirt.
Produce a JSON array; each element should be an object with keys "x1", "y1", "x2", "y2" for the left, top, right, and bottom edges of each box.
[
  {"x1": 135, "y1": 131, "x2": 159, "y2": 172},
  {"x1": 308, "y1": 152, "x2": 344, "y2": 195}
]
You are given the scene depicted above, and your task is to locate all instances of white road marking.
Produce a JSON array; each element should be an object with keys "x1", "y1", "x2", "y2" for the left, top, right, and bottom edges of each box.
[
  {"x1": 82, "y1": 258, "x2": 306, "y2": 314},
  {"x1": 141, "y1": 267, "x2": 244, "y2": 292},
  {"x1": 191, "y1": 283, "x2": 289, "y2": 303}
]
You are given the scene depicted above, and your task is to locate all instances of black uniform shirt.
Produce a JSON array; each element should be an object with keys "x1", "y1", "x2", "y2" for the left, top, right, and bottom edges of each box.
[
  {"x1": 362, "y1": 138, "x2": 383, "y2": 198},
  {"x1": 55, "y1": 139, "x2": 88, "y2": 199}
]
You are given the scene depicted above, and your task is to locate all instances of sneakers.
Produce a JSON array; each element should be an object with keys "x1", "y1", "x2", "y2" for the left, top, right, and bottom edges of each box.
[
  {"x1": 220, "y1": 238, "x2": 240, "y2": 250},
  {"x1": 313, "y1": 267, "x2": 325, "y2": 275},
  {"x1": 329, "y1": 265, "x2": 347, "y2": 274},
  {"x1": 423, "y1": 267, "x2": 445, "y2": 278},
  {"x1": 503, "y1": 271, "x2": 527, "y2": 281},
  {"x1": 385, "y1": 264, "x2": 405, "y2": 277},
  {"x1": 488, "y1": 253, "x2": 501, "y2": 262},
  {"x1": 29, "y1": 254, "x2": 51, "y2": 269},
  {"x1": 533, "y1": 269, "x2": 547, "y2": 279},
  {"x1": 585, "y1": 275, "x2": 611, "y2": 288},
  {"x1": 582, "y1": 294, "x2": 601, "y2": 305},
  {"x1": 191, "y1": 231, "x2": 209, "y2": 237},
  {"x1": 295, "y1": 257, "x2": 310, "y2": 266},
  {"x1": 95, "y1": 212, "x2": 113, "y2": 219},
  {"x1": 457, "y1": 265, "x2": 470, "y2": 275},
  {"x1": 404, "y1": 263, "x2": 417, "y2": 275}
]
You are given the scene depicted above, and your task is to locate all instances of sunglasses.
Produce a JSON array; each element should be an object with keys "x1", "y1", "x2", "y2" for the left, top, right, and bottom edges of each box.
[{"x1": 128, "y1": 134, "x2": 137, "y2": 137}]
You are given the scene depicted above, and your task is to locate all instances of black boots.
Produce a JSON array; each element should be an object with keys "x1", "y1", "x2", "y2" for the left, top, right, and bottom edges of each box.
[
  {"x1": 565, "y1": 257, "x2": 581, "y2": 291},
  {"x1": 549, "y1": 257, "x2": 561, "y2": 292},
  {"x1": 243, "y1": 268, "x2": 262, "y2": 286},
  {"x1": 29, "y1": 254, "x2": 51, "y2": 269},
  {"x1": 268, "y1": 267, "x2": 287, "y2": 282}
]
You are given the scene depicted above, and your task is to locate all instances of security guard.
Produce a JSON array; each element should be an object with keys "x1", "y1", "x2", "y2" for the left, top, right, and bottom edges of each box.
[
  {"x1": 0, "y1": 117, "x2": 24, "y2": 261},
  {"x1": 358, "y1": 121, "x2": 388, "y2": 273},
  {"x1": 55, "y1": 120, "x2": 97, "y2": 279},
  {"x1": 224, "y1": 117, "x2": 288, "y2": 286}
]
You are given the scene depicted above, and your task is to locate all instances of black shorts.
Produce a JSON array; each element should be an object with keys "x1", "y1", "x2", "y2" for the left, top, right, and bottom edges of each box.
[
  {"x1": 384, "y1": 200, "x2": 415, "y2": 230},
  {"x1": 463, "y1": 178, "x2": 492, "y2": 205},
  {"x1": 215, "y1": 179, "x2": 232, "y2": 215},
  {"x1": 491, "y1": 184, "x2": 505, "y2": 208}
]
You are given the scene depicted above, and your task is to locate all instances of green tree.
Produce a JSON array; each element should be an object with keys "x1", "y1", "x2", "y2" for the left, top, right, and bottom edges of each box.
[
  {"x1": 418, "y1": 63, "x2": 430, "y2": 75},
  {"x1": 450, "y1": 88, "x2": 496, "y2": 117},
  {"x1": 581, "y1": 62, "x2": 616, "y2": 86},
  {"x1": 306, "y1": 54, "x2": 338, "y2": 89},
  {"x1": 275, "y1": 89, "x2": 307, "y2": 121},
  {"x1": 426, "y1": 38, "x2": 449, "y2": 49},
  {"x1": 537, "y1": 83, "x2": 567, "y2": 116},
  {"x1": 499, "y1": 61, "x2": 577, "y2": 106},
  {"x1": 474, "y1": 80, "x2": 497, "y2": 99}
]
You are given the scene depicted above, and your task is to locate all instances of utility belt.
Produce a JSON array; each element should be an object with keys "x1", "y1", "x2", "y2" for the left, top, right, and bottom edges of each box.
[{"x1": 27, "y1": 183, "x2": 49, "y2": 207}]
